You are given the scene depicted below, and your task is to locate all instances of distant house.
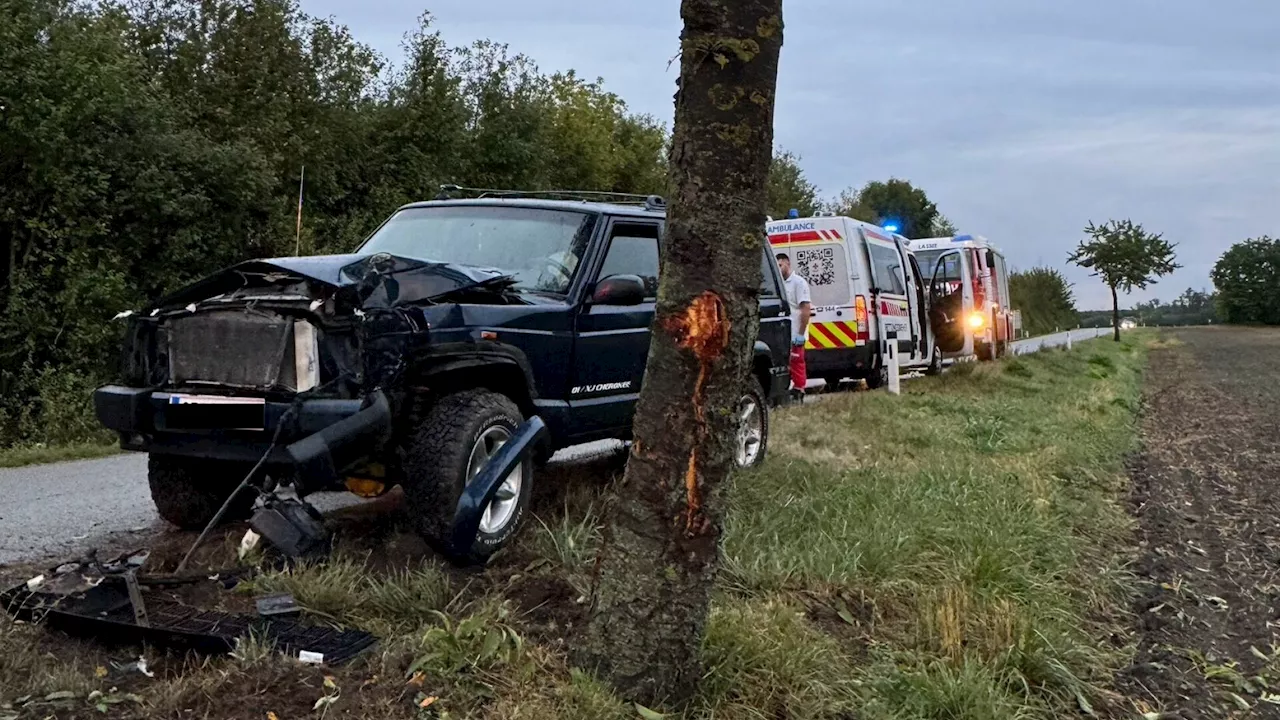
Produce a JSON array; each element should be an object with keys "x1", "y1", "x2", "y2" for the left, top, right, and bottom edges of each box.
[{"x1": 1120, "y1": 317, "x2": 1138, "y2": 330}]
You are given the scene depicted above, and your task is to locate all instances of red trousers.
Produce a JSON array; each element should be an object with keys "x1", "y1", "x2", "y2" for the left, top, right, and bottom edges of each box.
[{"x1": 789, "y1": 345, "x2": 807, "y2": 390}]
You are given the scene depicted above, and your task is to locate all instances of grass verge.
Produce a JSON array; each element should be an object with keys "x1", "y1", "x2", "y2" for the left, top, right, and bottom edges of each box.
[
  {"x1": 0, "y1": 440, "x2": 120, "y2": 469},
  {"x1": 0, "y1": 334, "x2": 1151, "y2": 719}
]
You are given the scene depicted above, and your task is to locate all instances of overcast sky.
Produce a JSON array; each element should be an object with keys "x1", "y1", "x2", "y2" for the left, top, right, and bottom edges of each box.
[{"x1": 302, "y1": 0, "x2": 1279, "y2": 309}]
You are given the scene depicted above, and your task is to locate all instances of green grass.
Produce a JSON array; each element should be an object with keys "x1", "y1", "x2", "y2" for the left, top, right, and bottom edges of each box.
[
  {"x1": 720, "y1": 332, "x2": 1148, "y2": 717},
  {"x1": 247, "y1": 556, "x2": 455, "y2": 637},
  {"x1": 0, "y1": 334, "x2": 1152, "y2": 719},
  {"x1": 0, "y1": 440, "x2": 120, "y2": 468}
]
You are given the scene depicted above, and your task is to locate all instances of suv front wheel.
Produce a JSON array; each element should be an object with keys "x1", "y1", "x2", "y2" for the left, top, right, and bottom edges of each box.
[
  {"x1": 399, "y1": 390, "x2": 532, "y2": 565},
  {"x1": 147, "y1": 455, "x2": 257, "y2": 529}
]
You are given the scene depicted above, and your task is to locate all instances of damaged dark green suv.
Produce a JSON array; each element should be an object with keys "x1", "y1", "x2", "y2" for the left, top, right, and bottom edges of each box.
[{"x1": 95, "y1": 191, "x2": 791, "y2": 563}]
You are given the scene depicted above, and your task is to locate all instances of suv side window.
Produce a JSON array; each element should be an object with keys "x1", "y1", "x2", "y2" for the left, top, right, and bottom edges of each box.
[
  {"x1": 598, "y1": 224, "x2": 661, "y2": 298},
  {"x1": 760, "y1": 251, "x2": 781, "y2": 297}
]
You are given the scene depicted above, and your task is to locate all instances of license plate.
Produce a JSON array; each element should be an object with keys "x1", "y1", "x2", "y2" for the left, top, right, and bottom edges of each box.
[{"x1": 165, "y1": 394, "x2": 266, "y2": 430}]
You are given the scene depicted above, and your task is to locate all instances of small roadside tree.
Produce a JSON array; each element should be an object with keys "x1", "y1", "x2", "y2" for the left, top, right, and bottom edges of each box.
[
  {"x1": 1068, "y1": 219, "x2": 1178, "y2": 341},
  {"x1": 572, "y1": 0, "x2": 784, "y2": 709}
]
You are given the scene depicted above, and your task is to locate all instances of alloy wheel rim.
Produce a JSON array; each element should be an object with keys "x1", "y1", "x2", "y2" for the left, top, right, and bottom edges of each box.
[
  {"x1": 736, "y1": 395, "x2": 763, "y2": 467},
  {"x1": 466, "y1": 425, "x2": 522, "y2": 535}
]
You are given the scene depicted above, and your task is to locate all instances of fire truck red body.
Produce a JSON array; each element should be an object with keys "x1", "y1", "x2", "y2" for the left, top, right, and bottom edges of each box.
[{"x1": 910, "y1": 234, "x2": 1020, "y2": 360}]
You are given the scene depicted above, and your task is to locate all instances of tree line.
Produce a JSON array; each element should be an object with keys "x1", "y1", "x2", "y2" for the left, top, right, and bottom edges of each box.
[{"x1": 1076, "y1": 289, "x2": 1218, "y2": 329}]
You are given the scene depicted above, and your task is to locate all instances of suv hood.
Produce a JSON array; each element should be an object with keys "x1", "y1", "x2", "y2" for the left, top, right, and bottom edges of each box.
[{"x1": 151, "y1": 253, "x2": 517, "y2": 311}]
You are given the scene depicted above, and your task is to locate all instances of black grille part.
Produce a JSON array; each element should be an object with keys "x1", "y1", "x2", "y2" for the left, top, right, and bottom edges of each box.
[{"x1": 2, "y1": 583, "x2": 377, "y2": 666}]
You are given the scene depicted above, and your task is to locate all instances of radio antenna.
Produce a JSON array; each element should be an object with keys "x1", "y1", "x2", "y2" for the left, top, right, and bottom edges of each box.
[{"x1": 295, "y1": 165, "x2": 305, "y2": 255}]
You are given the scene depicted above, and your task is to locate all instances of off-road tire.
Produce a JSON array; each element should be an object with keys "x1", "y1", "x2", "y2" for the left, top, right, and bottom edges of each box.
[
  {"x1": 147, "y1": 454, "x2": 257, "y2": 530},
  {"x1": 924, "y1": 345, "x2": 944, "y2": 376},
  {"x1": 399, "y1": 390, "x2": 532, "y2": 566}
]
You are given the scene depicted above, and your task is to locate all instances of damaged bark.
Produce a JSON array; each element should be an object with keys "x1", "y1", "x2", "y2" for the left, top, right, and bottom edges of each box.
[{"x1": 572, "y1": 0, "x2": 783, "y2": 707}]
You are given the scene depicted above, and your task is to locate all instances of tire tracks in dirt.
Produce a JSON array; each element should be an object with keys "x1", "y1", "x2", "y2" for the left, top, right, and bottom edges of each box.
[{"x1": 1122, "y1": 328, "x2": 1280, "y2": 719}]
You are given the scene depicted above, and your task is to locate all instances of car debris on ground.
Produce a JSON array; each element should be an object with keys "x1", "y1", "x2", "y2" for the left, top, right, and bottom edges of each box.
[{"x1": 3, "y1": 546, "x2": 376, "y2": 666}]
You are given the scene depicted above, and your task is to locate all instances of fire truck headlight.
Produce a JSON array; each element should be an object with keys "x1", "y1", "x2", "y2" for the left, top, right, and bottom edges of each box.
[{"x1": 967, "y1": 312, "x2": 986, "y2": 329}]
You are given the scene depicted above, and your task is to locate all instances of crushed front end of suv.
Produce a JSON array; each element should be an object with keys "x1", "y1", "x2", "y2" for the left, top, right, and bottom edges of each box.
[{"x1": 96, "y1": 194, "x2": 791, "y2": 564}]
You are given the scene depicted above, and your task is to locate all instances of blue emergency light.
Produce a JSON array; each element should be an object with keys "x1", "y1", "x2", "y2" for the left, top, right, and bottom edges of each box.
[
  {"x1": 883, "y1": 223, "x2": 900, "y2": 233},
  {"x1": 788, "y1": 208, "x2": 800, "y2": 219}
]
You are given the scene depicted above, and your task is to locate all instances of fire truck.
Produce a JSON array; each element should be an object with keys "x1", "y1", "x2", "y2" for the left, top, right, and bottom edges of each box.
[{"x1": 909, "y1": 234, "x2": 1020, "y2": 361}]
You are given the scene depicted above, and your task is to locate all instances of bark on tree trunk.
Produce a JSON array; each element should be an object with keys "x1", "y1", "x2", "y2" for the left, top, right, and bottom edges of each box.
[
  {"x1": 571, "y1": 0, "x2": 783, "y2": 708},
  {"x1": 1111, "y1": 283, "x2": 1120, "y2": 342}
]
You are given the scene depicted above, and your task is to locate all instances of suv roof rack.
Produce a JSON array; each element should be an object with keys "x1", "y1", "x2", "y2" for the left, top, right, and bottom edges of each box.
[{"x1": 434, "y1": 184, "x2": 666, "y2": 212}]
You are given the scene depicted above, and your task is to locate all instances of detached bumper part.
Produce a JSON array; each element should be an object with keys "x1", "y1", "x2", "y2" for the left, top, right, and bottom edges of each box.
[
  {"x1": 94, "y1": 385, "x2": 393, "y2": 492},
  {"x1": 93, "y1": 387, "x2": 373, "y2": 440},
  {"x1": 450, "y1": 415, "x2": 547, "y2": 558},
  {"x1": 286, "y1": 390, "x2": 392, "y2": 494},
  {"x1": 94, "y1": 385, "x2": 154, "y2": 433}
]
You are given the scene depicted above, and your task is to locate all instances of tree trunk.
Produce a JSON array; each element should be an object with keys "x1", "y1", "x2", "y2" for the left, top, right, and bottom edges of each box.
[
  {"x1": 572, "y1": 0, "x2": 783, "y2": 708},
  {"x1": 1111, "y1": 283, "x2": 1120, "y2": 341}
]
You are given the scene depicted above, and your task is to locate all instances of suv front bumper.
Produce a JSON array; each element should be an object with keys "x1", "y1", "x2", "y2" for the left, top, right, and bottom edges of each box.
[{"x1": 94, "y1": 386, "x2": 391, "y2": 491}]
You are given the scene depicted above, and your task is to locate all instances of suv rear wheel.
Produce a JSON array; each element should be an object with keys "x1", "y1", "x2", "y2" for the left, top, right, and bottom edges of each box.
[
  {"x1": 147, "y1": 455, "x2": 256, "y2": 529},
  {"x1": 736, "y1": 378, "x2": 769, "y2": 468},
  {"x1": 399, "y1": 390, "x2": 532, "y2": 565}
]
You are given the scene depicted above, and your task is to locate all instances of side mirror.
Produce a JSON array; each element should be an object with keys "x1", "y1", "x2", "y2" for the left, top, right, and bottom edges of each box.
[
  {"x1": 591, "y1": 274, "x2": 647, "y2": 306},
  {"x1": 985, "y1": 249, "x2": 996, "y2": 268}
]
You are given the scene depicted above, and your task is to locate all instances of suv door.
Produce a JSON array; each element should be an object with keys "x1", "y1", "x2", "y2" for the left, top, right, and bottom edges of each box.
[
  {"x1": 758, "y1": 248, "x2": 790, "y2": 394},
  {"x1": 569, "y1": 220, "x2": 661, "y2": 440}
]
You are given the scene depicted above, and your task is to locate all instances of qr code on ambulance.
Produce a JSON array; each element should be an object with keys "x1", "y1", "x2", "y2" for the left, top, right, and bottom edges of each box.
[{"x1": 795, "y1": 247, "x2": 836, "y2": 286}]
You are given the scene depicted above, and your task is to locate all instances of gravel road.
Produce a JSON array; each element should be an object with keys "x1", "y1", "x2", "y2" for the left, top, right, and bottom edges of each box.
[
  {"x1": 0, "y1": 453, "x2": 153, "y2": 566},
  {"x1": 0, "y1": 327, "x2": 1112, "y2": 567}
]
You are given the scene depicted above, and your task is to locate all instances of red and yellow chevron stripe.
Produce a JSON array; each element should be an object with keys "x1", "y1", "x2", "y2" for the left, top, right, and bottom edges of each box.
[{"x1": 806, "y1": 320, "x2": 861, "y2": 350}]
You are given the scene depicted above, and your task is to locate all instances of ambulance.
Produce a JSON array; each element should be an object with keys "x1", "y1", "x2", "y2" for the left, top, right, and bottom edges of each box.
[
  {"x1": 766, "y1": 213, "x2": 942, "y2": 389},
  {"x1": 909, "y1": 234, "x2": 1019, "y2": 361}
]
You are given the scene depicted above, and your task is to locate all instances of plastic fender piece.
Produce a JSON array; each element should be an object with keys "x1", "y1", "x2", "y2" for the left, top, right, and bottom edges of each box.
[{"x1": 449, "y1": 415, "x2": 547, "y2": 557}]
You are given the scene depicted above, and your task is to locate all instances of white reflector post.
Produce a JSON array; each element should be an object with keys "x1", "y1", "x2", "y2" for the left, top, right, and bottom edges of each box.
[
  {"x1": 887, "y1": 339, "x2": 901, "y2": 395},
  {"x1": 1066, "y1": 329, "x2": 1072, "y2": 352}
]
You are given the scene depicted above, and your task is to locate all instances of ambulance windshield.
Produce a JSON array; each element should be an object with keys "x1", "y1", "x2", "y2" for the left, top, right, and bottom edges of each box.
[{"x1": 915, "y1": 249, "x2": 946, "y2": 278}]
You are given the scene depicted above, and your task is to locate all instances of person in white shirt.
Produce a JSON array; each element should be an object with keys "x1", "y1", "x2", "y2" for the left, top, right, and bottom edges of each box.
[{"x1": 775, "y1": 252, "x2": 811, "y2": 401}]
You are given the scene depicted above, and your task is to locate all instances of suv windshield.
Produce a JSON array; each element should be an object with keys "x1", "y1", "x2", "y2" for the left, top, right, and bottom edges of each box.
[{"x1": 358, "y1": 205, "x2": 598, "y2": 294}]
